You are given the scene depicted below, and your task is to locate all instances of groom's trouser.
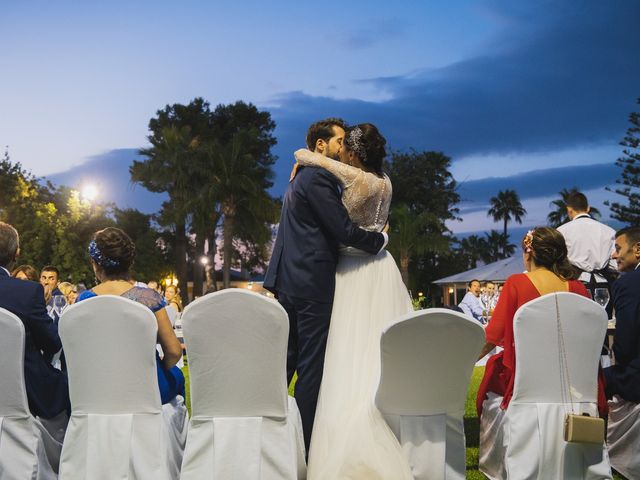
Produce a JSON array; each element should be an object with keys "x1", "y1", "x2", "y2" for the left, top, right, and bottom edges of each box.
[{"x1": 278, "y1": 293, "x2": 332, "y2": 452}]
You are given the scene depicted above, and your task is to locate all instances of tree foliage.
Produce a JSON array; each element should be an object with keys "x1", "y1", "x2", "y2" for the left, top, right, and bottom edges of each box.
[
  {"x1": 487, "y1": 189, "x2": 526, "y2": 254},
  {"x1": 607, "y1": 98, "x2": 640, "y2": 226},
  {"x1": 0, "y1": 149, "x2": 167, "y2": 286},
  {"x1": 386, "y1": 150, "x2": 460, "y2": 295},
  {"x1": 131, "y1": 98, "x2": 279, "y2": 296}
]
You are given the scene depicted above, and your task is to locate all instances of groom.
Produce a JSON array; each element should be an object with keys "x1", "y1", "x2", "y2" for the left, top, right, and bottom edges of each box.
[{"x1": 264, "y1": 118, "x2": 387, "y2": 450}]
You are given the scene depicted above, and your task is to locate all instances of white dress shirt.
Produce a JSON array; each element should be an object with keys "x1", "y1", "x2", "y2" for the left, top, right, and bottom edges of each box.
[
  {"x1": 557, "y1": 214, "x2": 616, "y2": 282},
  {"x1": 459, "y1": 291, "x2": 484, "y2": 322}
]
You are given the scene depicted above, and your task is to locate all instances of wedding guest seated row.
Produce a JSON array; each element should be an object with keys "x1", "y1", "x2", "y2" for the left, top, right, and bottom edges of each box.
[
  {"x1": 0, "y1": 221, "x2": 70, "y2": 420},
  {"x1": 476, "y1": 226, "x2": 607, "y2": 416},
  {"x1": 77, "y1": 227, "x2": 185, "y2": 405}
]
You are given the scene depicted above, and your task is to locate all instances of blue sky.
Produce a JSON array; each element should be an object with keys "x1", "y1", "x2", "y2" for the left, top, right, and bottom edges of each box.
[{"x1": 3, "y1": 0, "x2": 639, "y2": 234}]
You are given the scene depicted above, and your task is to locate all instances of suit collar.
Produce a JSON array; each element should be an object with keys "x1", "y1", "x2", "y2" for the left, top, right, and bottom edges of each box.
[{"x1": 0, "y1": 266, "x2": 9, "y2": 277}]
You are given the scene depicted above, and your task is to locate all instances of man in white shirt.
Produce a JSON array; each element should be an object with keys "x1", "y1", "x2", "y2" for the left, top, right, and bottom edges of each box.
[
  {"x1": 458, "y1": 279, "x2": 484, "y2": 323},
  {"x1": 557, "y1": 192, "x2": 617, "y2": 282}
]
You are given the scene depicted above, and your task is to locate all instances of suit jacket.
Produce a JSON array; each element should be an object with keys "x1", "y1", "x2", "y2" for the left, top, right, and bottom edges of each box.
[
  {"x1": 264, "y1": 166, "x2": 385, "y2": 303},
  {"x1": 607, "y1": 268, "x2": 640, "y2": 401},
  {"x1": 0, "y1": 268, "x2": 69, "y2": 418}
]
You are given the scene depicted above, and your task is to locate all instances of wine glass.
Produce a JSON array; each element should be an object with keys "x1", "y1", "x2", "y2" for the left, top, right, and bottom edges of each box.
[{"x1": 593, "y1": 288, "x2": 610, "y2": 309}]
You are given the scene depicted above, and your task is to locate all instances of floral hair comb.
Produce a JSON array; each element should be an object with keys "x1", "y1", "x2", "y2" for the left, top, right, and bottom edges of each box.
[{"x1": 523, "y1": 229, "x2": 535, "y2": 253}]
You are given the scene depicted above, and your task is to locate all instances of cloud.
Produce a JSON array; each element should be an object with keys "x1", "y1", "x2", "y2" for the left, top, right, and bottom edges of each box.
[
  {"x1": 268, "y1": 0, "x2": 639, "y2": 194},
  {"x1": 338, "y1": 18, "x2": 405, "y2": 50},
  {"x1": 456, "y1": 162, "x2": 619, "y2": 212}
]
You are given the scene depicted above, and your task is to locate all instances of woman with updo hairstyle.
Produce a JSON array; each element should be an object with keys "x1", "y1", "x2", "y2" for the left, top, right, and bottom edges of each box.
[
  {"x1": 293, "y1": 125, "x2": 417, "y2": 478},
  {"x1": 476, "y1": 226, "x2": 606, "y2": 420},
  {"x1": 77, "y1": 227, "x2": 185, "y2": 405}
]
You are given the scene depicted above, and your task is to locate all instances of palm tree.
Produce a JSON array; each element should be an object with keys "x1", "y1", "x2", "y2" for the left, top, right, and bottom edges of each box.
[
  {"x1": 388, "y1": 204, "x2": 447, "y2": 287},
  {"x1": 458, "y1": 235, "x2": 490, "y2": 269},
  {"x1": 487, "y1": 189, "x2": 527, "y2": 254},
  {"x1": 483, "y1": 230, "x2": 516, "y2": 263},
  {"x1": 131, "y1": 125, "x2": 198, "y2": 295},
  {"x1": 547, "y1": 187, "x2": 602, "y2": 227},
  {"x1": 200, "y1": 132, "x2": 278, "y2": 289}
]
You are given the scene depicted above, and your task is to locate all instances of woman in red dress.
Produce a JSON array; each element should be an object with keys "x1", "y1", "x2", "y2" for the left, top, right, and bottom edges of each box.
[{"x1": 476, "y1": 226, "x2": 606, "y2": 416}]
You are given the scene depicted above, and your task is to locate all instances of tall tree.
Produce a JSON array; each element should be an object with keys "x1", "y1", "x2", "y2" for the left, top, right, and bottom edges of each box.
[
  {"x1": 386, "y1": 150, "x2": 460, "y2": 292},
  {"x1": 487, "y1": 189, "x2": 526, "y2": 253},
  {"x1": 132, "y1": 119, "x2": 202, "y2": 299},
  {"x1": 200, "y1": 130, "x2": 278, "y2": 288},
  {"x1": 547, "y1": 187, "x2": 601, "y2": 228},
  {"x1": 607, "y1": 98, "x2": 640, "y2": 225},
  {"x1": 457, "y1": 234, "x2": 490, "y2": 269},
  {"x1": 482, "y1": 230, "x2": 516, "y2": 263},
  {"x1": 387, "y1": 204, "x2": 439, "y2": 286}
]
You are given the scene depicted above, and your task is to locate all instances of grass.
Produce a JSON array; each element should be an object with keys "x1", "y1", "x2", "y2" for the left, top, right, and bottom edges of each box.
[{"x1": 181, "y1": 362, "x2": 626, "y2": 479}]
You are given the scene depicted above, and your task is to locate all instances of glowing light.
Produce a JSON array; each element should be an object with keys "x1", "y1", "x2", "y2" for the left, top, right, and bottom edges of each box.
[
  {"x1": 81, "y1": 184, "x2": 99, "y2": 202},
  {"x1": 200, "y1": 256, "x2": 209, "y2": 265},
  {"x1": 418, "y1": 292, "x2": 424, "y2": 297},
  {"x1": 448, "y1": 287, "x2": 454, "y2": 294}
]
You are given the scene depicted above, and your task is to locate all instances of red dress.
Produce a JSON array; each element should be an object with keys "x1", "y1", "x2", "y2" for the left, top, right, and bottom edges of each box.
[{"x1": 476, "y1": 273, "x2": 606, "y2": 416}]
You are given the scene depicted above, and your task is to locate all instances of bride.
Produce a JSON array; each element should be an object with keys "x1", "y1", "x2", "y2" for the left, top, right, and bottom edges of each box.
[{"x1": 295, "y1": 123, "x2": 414, "y2": 479}]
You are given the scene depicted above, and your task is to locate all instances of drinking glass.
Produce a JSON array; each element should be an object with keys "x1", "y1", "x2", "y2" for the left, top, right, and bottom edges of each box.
[{"x1": 593, "y1": 288, "x2": 610, "y2": 309}]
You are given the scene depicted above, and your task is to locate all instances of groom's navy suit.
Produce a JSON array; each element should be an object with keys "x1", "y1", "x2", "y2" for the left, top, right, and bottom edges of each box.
[
  {"x1": 0, "y1": 268, "x2": 70, "y2": 419},
  {"x1": 264, "y1": 165, "x2": 385, "y2": 449}
]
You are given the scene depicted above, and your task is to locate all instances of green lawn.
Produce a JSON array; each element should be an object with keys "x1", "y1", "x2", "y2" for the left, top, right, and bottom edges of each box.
[{"x1": 181, "y1": 363, "x2": 626, "y2": 479}]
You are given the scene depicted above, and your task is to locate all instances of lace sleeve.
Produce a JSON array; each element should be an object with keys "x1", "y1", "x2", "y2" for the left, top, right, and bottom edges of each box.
[{"x1": 294, "y1": 149, "x2": 361, "y2": 188}]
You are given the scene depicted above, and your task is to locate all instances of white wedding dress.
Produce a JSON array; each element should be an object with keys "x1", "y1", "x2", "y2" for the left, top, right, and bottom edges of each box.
[{"x1": 295, "y1": 150, "x2": 414, "y2": 480}]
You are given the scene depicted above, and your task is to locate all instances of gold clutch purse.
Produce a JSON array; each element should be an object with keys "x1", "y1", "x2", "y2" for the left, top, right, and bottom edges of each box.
[
  {"x1": 564, "y1": 413, "x2": 605, "y2": 444},
  {"x1": 555, "y1": 295, "x2": 605, "y2": 445}
]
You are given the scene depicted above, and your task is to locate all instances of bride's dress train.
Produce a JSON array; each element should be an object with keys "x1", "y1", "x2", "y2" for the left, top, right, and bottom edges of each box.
[{"x1": 307, "y1": 248, "x2": 414, "y2": 479}]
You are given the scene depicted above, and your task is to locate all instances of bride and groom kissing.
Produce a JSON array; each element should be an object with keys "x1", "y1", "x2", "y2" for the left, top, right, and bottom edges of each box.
[{"x1": 264, "y1": 118, "x2": 415, "y2": 478}]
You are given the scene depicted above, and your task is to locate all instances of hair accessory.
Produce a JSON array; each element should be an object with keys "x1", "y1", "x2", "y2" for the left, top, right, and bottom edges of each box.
[
  {"x1": 523, "y1": 229, "x2": 535, "y2": 253},
  {"x1": 88, "y1": 240, "x2": 120, "y2": 268},
  {"x1": 346, "y1": 127, "x2": 367, "y2": 162}
]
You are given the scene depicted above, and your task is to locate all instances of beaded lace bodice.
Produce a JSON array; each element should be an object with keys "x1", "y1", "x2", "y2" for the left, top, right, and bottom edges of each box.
[{"x1": 295, "y1": 149, "x2": 392, "y2": 232}]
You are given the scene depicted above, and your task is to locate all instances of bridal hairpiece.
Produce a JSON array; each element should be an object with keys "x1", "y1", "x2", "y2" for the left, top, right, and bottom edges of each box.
[
  {"x1": 523, "y1": 229, "x2": 535, "y2": 253},
  {"x1": 346, "y1": 127, "x2": 367, "y2": 162},
  {"x1": 88, "y1": 240, "x2": 120, "y2": 268}
]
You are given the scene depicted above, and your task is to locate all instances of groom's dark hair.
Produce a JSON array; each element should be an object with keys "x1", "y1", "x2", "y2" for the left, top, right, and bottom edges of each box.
[{"x1": 306, "y1": 118, "x2": 347, "y2": 150}]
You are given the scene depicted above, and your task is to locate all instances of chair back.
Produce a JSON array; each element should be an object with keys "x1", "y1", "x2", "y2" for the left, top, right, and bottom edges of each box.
[
  {"x1": 59, "y1": 295, "x2": 161, "y2": 414},
  {"x1": 182, "y1": 289, "x2": 289, "y2": 418},
  {"x1": 0, "y1": 308, "x2": 29, "y2": 417},
  {"x1": 376, "y1": 308, "x2": 485, "y2": 415},
  {"x1": 511, "y1": 292, "x2": 606, "y2": 404}
]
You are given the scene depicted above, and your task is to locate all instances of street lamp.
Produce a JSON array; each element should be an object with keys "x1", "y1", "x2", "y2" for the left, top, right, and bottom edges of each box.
[{"x1": 81, "y1": 184, "x2": 99, "y2": 203}]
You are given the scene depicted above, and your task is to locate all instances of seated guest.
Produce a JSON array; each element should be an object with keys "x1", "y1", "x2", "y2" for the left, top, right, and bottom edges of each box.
[
  {"x1": 476, "y1": 227, "x2": 607, "y2": 415},
  {"x1": 77, "y1": 227, "x2": 185, "y2": 404},
  {"x1": 40, "y1": 265, "x2": 67, "y2": 320},
  {"x1": 165, "y1": 285, "x2": 183, "y2": 313},
  {"x1": 604, "y1": 226, "x2": 640, "y2": 401},
  {"x1": 12, "y1": 264, "x2": 39, "y2": 282},
  {"x1": 459, "y1": 279, "x2": 484, "y2": 322},
  {"x1": 58, "y1": 281, "x2": 78, "y2": 305},
  {"x1": 0, "y1": 222, "x2": 70, "y2": 419}
]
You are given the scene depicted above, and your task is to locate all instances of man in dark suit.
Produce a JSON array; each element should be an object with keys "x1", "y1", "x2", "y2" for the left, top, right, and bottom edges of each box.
[
  {"x1": 0, "y1": 222, "x2": 70, "y2": 419},
  {"x1": 264, "y1": 118, "x2": 386, "y2": 449},
  {"x1": 605, "y1": 226, "x2": 640, "y2": 401}
]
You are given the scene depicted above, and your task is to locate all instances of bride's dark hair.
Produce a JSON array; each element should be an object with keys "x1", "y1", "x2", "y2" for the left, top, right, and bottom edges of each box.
[{"x1": 343, "y1": 123, "x2": 386, "y2": 175}]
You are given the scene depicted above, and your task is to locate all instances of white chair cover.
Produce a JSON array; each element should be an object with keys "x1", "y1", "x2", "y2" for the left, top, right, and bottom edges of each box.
[
  {"x1": 58, "y1": 295, "x2": 186, "y2": 480},
  {"x1": 479, "y1": 292, "x2": 612, "y2": 479},
  {"x1": 375, "y1": 308, "x2": 485, "y2": 480},
  {"x1": 180, "y1": 289, "x2": 306, "y2": 480},
  {"x1": 0, "y1": 307, "x2": 61, "y2": 480},
  {"x1": 607, "y1": 396, "x2": 640, "y2": 479}
]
